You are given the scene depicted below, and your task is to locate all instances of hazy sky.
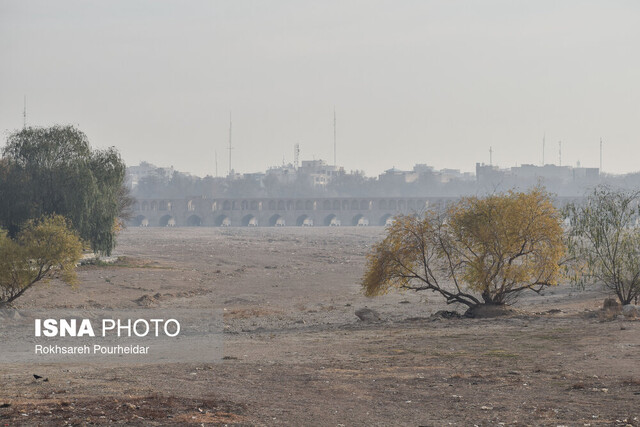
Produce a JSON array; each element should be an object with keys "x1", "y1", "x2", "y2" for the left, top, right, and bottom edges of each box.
[{"x1": 1, "y1": 1, "x2": 639, "y2": 177}]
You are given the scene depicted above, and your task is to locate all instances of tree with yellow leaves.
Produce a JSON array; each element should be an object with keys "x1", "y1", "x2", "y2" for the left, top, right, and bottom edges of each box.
[
  {"x1": 0, "y1": 215, "x2": 82, "y2": 306},
  {"x1": 362, "y1": 188, "x2": 565, "y2": 313}
]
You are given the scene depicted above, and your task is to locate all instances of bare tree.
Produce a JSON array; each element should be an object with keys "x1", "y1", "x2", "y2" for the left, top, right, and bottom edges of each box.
[{"x1": 565, "y1": 186, "x2": 640, "y2": 305}]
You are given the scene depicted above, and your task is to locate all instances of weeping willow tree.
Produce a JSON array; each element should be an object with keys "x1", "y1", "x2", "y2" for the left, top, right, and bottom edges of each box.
[
  {"x1": 362, "y1": 188, "x2": 566, "y2": 311},
  {"x1": 0, "y1": 125, "x2": 133, "y2": 256},
  {"x1": 565, "y1": 186, "x2": 640, "y2": 305}
]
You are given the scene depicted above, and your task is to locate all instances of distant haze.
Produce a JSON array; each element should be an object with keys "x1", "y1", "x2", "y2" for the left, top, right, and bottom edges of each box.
[{"x1": 1, "y1": 1, "x2": 639, "y2": 177}]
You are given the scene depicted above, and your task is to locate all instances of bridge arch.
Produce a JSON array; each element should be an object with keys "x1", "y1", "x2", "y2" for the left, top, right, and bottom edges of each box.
[
  {"x1": 222, "y1": 200, "x2": 231, "y2": 211},
  {"x1": 379, "y1": 213, "x2": 394, "y2": 226},
  {"x1": 324, "y1": 214, "x2": 340, "y2": 226},
  {"x1": 352, "y1": 214, "x2": 369, "y2": 226},
  {"x1": 159, "y1": 215, "x2": 175, "y2": 227},
  {"x1": 296, "y1": 214, "x2": 313, "y2": 226},
  {"x1": 132, "y1": 215, "x2": 148, "y2": 227},
  {"x1": 242, "y1": 214, "x2": 258, "y2": 227},
  {"x1": 215, "y1": 214, "x2": 231, "y2": 227},
  {"x1": 269, "y1": 214, "x2": 285, "y2": 227},
  {"x1": 186, "y1": 214, "x2": 202, "y2": 226}
]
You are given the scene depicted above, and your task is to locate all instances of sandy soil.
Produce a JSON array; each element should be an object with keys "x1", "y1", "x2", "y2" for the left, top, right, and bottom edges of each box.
[{"x1": 1, "y1": 227, "x2": 639, "y2": 426}]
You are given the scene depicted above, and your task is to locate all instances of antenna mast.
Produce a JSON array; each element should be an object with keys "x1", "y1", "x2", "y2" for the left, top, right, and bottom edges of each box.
[
  {"x1": 333, "y1": 107, "x2": 337, "y2": 167},
  {"x1": 227, "y1": 112, "x2": 233, "y2": 176},
  {"x1": 489, "y1": 146, "x2": 493, "y2": 166},
  {"x1": 600, "y1": 138, "x2": 603, "y2": 172},
  {"x1": 23, "y1": 95, "x2": 27, "y2": 128},
  {"x1": 294, "y1": 143, "x2": 300, "y2": 169},
  {"x1": 558, "y1": 141, "x2": 562, "y2": 166}
]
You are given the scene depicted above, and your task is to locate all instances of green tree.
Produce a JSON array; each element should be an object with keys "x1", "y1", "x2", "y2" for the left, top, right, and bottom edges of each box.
[
  {"x1": 565, "y1": 186, "x2": 640, "y2": 305},
  {"x1": 0, "y1": 125, "x2": 132, "y2": 255},
  {"x1": 0, "y1": 215, "x2": 82, "y2": 306},
  {"x1": 362, "y1": 188, "x2": 565, "y2": 313}
]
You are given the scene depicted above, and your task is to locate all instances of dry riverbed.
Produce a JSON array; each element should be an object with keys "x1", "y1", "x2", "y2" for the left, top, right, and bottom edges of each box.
[{"x1": 1, "y1": 227, "x2": 639, "y2": 426}]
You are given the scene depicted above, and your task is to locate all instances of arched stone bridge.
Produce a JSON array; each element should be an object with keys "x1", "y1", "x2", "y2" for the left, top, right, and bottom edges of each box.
[{"x1": 129, "y1": 196, "x2": 460, "y2": 227}]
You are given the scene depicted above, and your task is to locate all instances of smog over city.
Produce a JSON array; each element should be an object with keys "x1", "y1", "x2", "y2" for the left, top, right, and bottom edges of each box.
[
  {"x1": 2, "y1": 1, "x2": 640, "y2": 179},
  {"x1": 1, "y1": 2, "x2": 640, "y2": 425}
]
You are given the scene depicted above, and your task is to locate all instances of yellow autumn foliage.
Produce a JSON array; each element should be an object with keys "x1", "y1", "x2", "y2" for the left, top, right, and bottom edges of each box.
[
  {"x1": 0, "y1": 215, "x2": 82, "y2": 305},
  {"x1": 362, "y1": 188, "x2": 565, "y2": 307}
]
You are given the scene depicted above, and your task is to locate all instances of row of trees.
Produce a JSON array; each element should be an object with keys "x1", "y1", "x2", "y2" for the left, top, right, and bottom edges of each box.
[
  {"x1": 363, "y1": 186, "x2": 640, "y2": 313},
  {"x1": 0, "y1": 125, "x2": 132, "y2": 306}
]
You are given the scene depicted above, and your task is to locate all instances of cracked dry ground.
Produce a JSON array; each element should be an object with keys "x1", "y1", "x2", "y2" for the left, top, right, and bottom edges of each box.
[{"x1": 2, "y1": 227, "x2": 639, "y2": 426}]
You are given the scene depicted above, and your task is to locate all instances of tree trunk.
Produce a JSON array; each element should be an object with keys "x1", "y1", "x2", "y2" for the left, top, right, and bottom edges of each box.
[{"x1": 481, "y1": 291, "x2": 496, "y2": 305}]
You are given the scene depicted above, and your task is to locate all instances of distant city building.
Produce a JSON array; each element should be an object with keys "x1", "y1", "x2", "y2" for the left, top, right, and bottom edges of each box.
[
  {"x1": 511, "y1": 164, "x2": 573, "y2": 182},
  {"x1": 476, "y1": 162, "x2": 600, "y2": 191},
  {"x1": 572, "y1": 166, "x2": 600, "y2": 181},
  {"x1": 411, "y1": 164, "x2": 474, "y2": 184},
  {"x1": 436, "y1": 168, "x2": 474, "y2": 183},
  {"x1": 379, "y1": 167, "x2": 418, "y2": 184},
  {"x1": 126, "y1": 161, "x2": 174, "y2": 189},
  {"x1": 127, "y1": 155, "x2": 608, "y2": 200},
  {"x1": 266, "y1": 163, "x2": 297, "y2": 184},
  {"x1": 299, "y1": 160, "x2": 343, "y2": 189},
  {"x1": 226, "y1": 169, "x2": 245, "y2": 181}
]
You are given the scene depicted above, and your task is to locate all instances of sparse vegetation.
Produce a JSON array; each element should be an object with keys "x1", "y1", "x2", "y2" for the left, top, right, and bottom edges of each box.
[{"x1": 565, "y1": 186, "x2": 640, "y2": 305}]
